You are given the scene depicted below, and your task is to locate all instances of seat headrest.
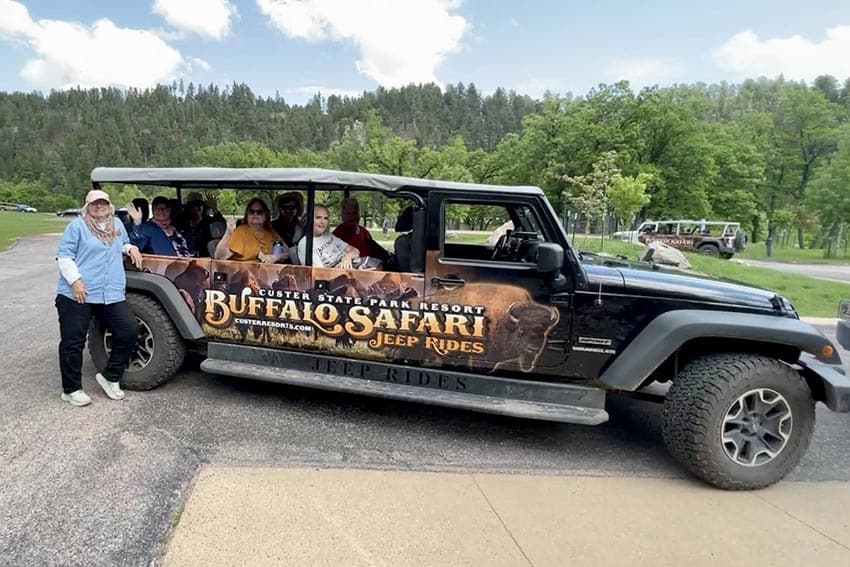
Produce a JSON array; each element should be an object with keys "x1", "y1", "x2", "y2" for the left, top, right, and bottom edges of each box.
[
  {"x1": 395, "y1": 206, "x2": 414, "y2": 233},
  {"x1": 209, "y1": 221, "x2": 227, "y2": 238}
]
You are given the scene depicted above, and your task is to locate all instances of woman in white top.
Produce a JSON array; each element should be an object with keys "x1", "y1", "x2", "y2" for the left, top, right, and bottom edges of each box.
[{"x1": 297, "y1": 204, "x2": 359, "y2": 269}]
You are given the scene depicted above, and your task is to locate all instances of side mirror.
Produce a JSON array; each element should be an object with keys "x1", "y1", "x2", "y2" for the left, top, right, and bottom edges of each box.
[
  {"x1": 536, "y1": 242, "x2": 564, "y2": 273},
  {"x1": 839, "y1": 300, "x2": 850, "y2": 320}
]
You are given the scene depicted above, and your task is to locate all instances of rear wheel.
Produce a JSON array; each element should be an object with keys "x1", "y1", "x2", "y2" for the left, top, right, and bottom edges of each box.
[
  {"x1": 662, "y1": 353, "x2": 815, "y2": 490},
  {"x1": 697, "y1": 244, "x2": 720, "y2": 257},
  {"x1": 88, "y1": 293, "x2": 185, "y2": 390}
]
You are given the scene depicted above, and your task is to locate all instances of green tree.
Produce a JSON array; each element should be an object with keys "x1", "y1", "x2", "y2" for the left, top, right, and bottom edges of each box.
[
  {"x1": 566, "y1": 151, "x2": 620, "y2": 241},
  {"x1": 607, "y1": 172, "x2": 652, "y2": 229},
  {"x1": 807, "y1": 132, "x2": 850, "y2": 257}
]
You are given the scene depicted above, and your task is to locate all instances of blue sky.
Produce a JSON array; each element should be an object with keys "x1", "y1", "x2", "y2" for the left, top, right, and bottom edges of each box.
[{"x1": 1, "y1": 0, "x2": 849, "y2": 103}]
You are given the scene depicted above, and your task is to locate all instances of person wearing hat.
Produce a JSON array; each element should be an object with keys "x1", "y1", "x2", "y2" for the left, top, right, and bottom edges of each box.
[
  {"x1": 271, "y1": 192, "x2": 304, "y2": 248},
  {"x1": 55, "y1": 189, "x2": 144, "y2": 406},
  {"x1": 127, "y1": 196, "x2": 196, "y2": 257}
]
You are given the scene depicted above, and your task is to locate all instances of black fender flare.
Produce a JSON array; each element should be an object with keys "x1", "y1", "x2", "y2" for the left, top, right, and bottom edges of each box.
[
  {"x1": 125, "y1": 271, "x2": 205, "y2": 340},
  {"x1": 599, "y1": 309, "x2": 841, "y2": 391}
]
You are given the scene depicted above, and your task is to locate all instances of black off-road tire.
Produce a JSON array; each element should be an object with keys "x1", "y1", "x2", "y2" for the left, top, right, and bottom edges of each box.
[
  {"x1": 697, "y1": 244, "x2": 720, "y2": 257},
  {"x1": 734, "y1": 230, "x2": 748, "y2": 252},
  {"x1": 662, "y1": 353, "x2": 815, "y2": 490},
  {"x1": 88, "y1": 293, "x2": 186, "y2": 390}
]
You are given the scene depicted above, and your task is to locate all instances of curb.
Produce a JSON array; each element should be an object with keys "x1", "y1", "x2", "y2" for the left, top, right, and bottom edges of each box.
[{"x1": 802, "y1": 317, "x2": 838, "y2": 326}]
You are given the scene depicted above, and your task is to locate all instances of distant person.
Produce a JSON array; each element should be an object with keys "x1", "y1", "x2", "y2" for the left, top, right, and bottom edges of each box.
[
  {"x1": 298, "y1": 204, "x2": 359, "y2": 269},
  {"x1": 128, "y1": 196, "x2": 196, "y2": 257},
  {"x1": 382, "y1": 217, "x2": 390, "y2": 237},
  {"x1": 271, "y1": 192, "x2": 304, "y2": 247},
  {"x1": 54, "y1": 189, "x2": 143, "y2": 406},
  {"x1": 215, "y1": 198, "x2": 288, "y2": 263}
]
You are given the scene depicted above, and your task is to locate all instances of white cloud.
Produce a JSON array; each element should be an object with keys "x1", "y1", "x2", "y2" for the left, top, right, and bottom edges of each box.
[
  {"x1": 188, "y1": 57, "x2": 212, "y2": 72},
  {"x1": 713, "y1": 26, "x2": 850, "y2": 81},
  {"x1": 510, "y1": 18, "x2": 519, "y2": 28},
  {"x1": 0, "y1": 0, "x2": 193, "y2": 89},
  {"x1": 288, "y1": 85, "x2": 363, "y2": 98},
  {"x1": 152, "y1": 0, "x2": 237, "y2": 40},
  {"x1": 602, "y1": 57, "x2": 683, "y2": 87},
  {"x1": 256, "y1": 0, "x2": 469, "y2": 87}
]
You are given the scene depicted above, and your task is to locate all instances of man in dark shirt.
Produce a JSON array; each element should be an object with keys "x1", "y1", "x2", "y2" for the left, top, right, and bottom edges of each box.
[{"x1": 332, "y1": 197, "x2": 391, "y2": 264}]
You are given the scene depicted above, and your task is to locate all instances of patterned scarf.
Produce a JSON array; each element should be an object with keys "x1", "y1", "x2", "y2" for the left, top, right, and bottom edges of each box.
[
  {"x1": 151, "y1": 217, "x2": 171, "y2": 230},
  {"x1": 82, "y1": 204, "x2": 120, "y2": 244}
]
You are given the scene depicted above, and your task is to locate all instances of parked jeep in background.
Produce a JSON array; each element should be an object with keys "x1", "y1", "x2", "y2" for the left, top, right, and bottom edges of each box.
[
  {"x1": 635, "y1": 219, "x2": 747, "y2": 258},
  {"x1": 87, "y1": 167, "x2": 849, "y2": 490}
]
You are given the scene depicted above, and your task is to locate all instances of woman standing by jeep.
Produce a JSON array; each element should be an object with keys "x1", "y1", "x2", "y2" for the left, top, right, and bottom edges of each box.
[{"x1": 55, "y1": 189, "x2": 144, "y2": 406}]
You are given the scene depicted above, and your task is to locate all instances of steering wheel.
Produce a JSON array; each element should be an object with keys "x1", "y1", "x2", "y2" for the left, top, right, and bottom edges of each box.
[{"x1": 491, "y1": 231, "x2": 513, "y2": 260}]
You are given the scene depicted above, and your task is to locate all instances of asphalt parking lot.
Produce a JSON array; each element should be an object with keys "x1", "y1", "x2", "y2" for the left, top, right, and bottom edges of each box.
[{"x1": 2, "y1": 234, "x2": 849, "y2": 566}]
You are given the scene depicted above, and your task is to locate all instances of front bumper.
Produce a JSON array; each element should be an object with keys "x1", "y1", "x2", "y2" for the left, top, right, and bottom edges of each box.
[{"x1": 798, "y1": 354, "x2": 850, "y2": 412}]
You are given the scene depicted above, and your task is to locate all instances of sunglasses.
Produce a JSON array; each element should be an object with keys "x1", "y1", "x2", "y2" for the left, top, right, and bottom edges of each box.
[
  {"x1": 281, "y1": 205, "x2": 297, "y2": 211},
  {"x1": 248, "y1": 208, "x2": 265, "y2": 215}
]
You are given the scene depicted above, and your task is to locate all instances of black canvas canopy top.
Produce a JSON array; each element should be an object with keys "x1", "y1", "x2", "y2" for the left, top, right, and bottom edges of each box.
[{"x1": 91, "y1": 167, "x2": 543, "y2": 196}]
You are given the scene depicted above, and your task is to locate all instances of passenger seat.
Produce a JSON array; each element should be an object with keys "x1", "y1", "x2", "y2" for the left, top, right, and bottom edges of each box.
[
  {"x1": 207, "y1": 221, "x2": 227, "y2": 258},
  {"x1": 393, "y1": 206, "x2": 414, "y2": 272}
]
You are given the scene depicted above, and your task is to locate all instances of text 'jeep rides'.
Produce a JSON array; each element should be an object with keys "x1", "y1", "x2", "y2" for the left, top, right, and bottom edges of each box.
[{"x1": 88, "y1": 167, "x2": 849, "y2": 490}]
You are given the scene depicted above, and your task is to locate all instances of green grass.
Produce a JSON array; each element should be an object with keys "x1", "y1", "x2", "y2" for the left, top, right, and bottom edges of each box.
[
  {"x1": 0, "y1": 212, "x2": 70, "y2": 251},
  {"x1": 574, "y1": 237, "x2": 848, "y2": 317},
  {"x1": 683, "y1": 254, "x2": 848, "y2": 317},
  {"x1": 735, "y1": 241, "x2": 850, "y2": 264}
]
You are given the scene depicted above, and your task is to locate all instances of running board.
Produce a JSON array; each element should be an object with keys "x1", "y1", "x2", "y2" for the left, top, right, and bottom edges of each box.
[{"x1": 200, "y1": 344, "x2": 609, "y2": 425}]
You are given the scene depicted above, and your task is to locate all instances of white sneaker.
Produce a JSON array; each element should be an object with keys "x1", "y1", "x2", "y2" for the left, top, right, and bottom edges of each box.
[
  {"x1": 95, "y1": 373, "x2": 125, "y2": 401},
  {"x1": 61, "y1": 390, "x2": 92, "y2": 407}
]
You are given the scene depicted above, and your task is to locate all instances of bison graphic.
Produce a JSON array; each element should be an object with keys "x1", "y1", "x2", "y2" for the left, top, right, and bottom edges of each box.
[
  {"x1": 493, "y1": 301, "x2": 559, "y2": 372},
  {"x1": 413, "y1": 282, "x2": 560, "y2": 373}
]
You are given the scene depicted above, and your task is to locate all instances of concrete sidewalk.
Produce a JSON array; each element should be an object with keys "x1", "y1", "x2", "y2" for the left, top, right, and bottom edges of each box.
[{"x1": 163, "y1": 468, "x2": 850, "y2": 567}]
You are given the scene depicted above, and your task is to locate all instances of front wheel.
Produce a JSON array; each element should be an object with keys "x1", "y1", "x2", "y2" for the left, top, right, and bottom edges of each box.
[
  {"x1": 662, "y1": 353, "x2": 815, "y2": 490},
  {"x1": 88, "y1": 293, "x2": 186, "y2": 390}
]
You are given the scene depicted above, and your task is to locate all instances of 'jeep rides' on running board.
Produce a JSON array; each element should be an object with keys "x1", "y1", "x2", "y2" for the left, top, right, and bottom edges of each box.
[{"x1": 87, "y1": 167, "x2": 850, "y2": 490}]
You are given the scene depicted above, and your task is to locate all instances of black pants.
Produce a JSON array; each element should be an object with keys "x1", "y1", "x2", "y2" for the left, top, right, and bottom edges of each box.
[{"x1": 55, "y1": 294, "x2": 137, "y2": 394}]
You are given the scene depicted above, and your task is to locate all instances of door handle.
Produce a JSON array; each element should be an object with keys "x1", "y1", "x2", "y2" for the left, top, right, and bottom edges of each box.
[{"x1": 431, "y1": 276, "x2": 465, "y2": 289}]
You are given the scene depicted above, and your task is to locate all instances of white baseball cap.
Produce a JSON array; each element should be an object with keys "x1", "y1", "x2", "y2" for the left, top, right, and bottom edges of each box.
[{"x1": 84, "y1": 189, "x2": 111, "y2": 205}]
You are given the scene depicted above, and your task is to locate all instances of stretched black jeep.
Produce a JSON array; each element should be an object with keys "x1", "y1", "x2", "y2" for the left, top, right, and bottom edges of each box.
[{"x1": 87, "y1": 167, "x2": 850, "y2": 490}]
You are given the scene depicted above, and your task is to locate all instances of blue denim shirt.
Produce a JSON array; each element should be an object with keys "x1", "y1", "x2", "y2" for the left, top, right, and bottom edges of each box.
[
  {"x1": 129, "y1": 221, "x2": 196, "y2": 256},
  {"x1": 56, "y1": 217, "x2": 129, "y2": 304}
]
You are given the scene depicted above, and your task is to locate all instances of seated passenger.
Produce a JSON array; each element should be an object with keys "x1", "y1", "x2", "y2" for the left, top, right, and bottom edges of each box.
[
  {"x1": 271, "y1": 192, "x2": 305, "y2": 248},
  {"x1": 333, "y1": 197, "x2": 389, "y2": 261},
  {"x1": 297, "y1": 204, "x2": 359, "y2": 269},
  {"x1": 128, "y1": 196, "x2": 196, "y2": 257},
  {"x1": 181, "y1": 192, "x2": 224, "y2": 258},
  {"x1": 215, "y1": 198, "x2": 288, "y2": 263}
]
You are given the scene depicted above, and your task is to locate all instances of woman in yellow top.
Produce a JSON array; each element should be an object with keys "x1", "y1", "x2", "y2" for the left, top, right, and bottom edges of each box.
[{"x1": 214, "y1": 198, "x2": 289, "y2": 263}]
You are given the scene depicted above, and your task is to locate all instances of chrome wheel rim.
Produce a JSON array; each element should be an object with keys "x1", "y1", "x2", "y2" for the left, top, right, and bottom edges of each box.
[
  {"x1": 721, "y1": 388, "x2": 792, "y2": 467},
  {"x1": 104, "y1": 317, "x2": 154, "y2": 372}
]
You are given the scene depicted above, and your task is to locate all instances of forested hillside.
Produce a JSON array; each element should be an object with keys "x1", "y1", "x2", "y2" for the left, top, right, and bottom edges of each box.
[{"x1": 2, "y1": 76, "x2": 850, "y2": 253}]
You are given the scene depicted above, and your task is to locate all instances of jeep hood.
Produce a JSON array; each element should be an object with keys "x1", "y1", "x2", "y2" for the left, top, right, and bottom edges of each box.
[{"x1": 580, "y1": 255, "x2": 781, "y2": 311}]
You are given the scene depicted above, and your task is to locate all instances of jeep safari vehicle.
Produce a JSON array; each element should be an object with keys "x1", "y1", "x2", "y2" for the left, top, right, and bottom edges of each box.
[
  {"x1": 87, "y1": 167, "x2": 849, "y2": 490},
  {"x1": 629, "y1": 219, "x2": 747, "y2": 259}
]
